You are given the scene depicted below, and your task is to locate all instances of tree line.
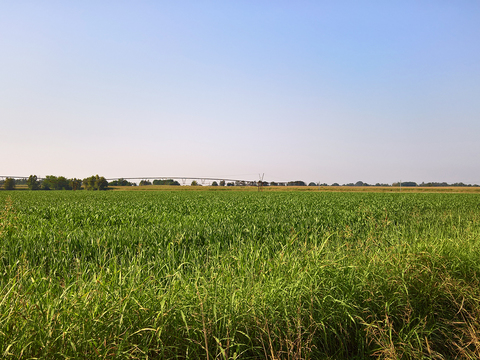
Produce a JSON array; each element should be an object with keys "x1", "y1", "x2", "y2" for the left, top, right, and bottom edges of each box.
[
  {"x1": 1, "y1": 175, "x2": 108, "y2": 190},
  {"x1": 2, "y1": 177, "x2": 479, "y2": 190}
]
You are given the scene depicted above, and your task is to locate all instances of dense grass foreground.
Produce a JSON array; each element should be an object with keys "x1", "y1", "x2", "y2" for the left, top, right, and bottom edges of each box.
[{"x1": 1, "y1": 191, "x2": 480, "y2": 359}]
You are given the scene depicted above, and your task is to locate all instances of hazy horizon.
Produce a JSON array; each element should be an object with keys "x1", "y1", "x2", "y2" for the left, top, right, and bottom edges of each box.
[{"x1": 2, "y1": 1, "x2": 479, "y2": 185}]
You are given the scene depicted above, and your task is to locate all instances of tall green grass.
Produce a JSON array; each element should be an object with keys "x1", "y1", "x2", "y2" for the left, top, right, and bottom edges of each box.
[{"x1": 0, "y1": 191, "x2": 479, "y2": 359}]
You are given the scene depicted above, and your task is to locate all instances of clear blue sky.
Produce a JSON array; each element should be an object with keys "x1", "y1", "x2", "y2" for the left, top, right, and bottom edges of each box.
[{"x1": 1, "y1": 1, "x2": 479, "y2": 184}]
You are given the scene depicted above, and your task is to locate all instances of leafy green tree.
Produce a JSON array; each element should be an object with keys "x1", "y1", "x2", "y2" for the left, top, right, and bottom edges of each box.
[
  {"x1": 109, "y1": 178, "x2": 135, "y2": 186},
  {"x1": 83, "y1": 176, "x2": 94, "y2": 190},
  {"x1": 27, "y1": 175, "x2": 40, "y2": 190},
  {"x1": 4, "y1": 177, "x2": 15, "y2": 190},
  {"x1": 211, "y1": 181, "x2": 218, "y2": 186},
  {"x1": 83, "y1": 175, "x2": 108, "y2": 190},
  {"x1": 191, "y1": 180, "x2": 198, "y2": 186},
  {"x1": 43, "y1": 175, "x2": 58, "y2": 190},
  {"x1": 57, "y1": 176, "x2": 71, "y2": 190},
  {"x1": 139, "y1": 180, "x2": 152, "y2": 186},
  {"x1": 69, "y1": 178, "x2": 82, "y2": 190},
  {"x1": 41, "y1": 175, "x2": 72, "y2": 190},
  {"x1": 152, "y1": 179, "x2": 180, "y2": 186},
  {"x1": 219, "y1": 180, "x2": 225, "y2": 186},
  {"x1": 94, "y1": 176, "x2": 108, "y2": 190}
]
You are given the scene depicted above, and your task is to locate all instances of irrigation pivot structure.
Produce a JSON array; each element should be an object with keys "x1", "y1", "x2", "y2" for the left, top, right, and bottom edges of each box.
[
  {"x1": 258, "y1": 173, "x2": 264, "y2": 191},
  {"x1": 105, "y1": 176, "x2": 262, "y2": 186}
]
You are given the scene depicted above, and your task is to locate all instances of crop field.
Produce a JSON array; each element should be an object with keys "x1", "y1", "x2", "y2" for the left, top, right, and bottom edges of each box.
[
  {"x1": 110, "y1": 185, "x2": 480, "y2": 193},
  {"x1": 1, "y1": 191, "x2": 480, "y2": 359}
]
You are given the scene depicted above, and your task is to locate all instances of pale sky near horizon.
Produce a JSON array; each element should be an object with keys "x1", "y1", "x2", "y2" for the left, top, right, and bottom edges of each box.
[{"x1": 1, "y1": 1, "x2": 479, "y2": 185}]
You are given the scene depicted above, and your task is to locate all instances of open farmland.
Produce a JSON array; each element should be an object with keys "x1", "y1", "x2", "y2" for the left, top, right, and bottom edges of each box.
[
  {"x1": 1, "y1": 191, "x2": 480, "y2": 359},
  {"x1": 110, "y1": 185, "x2": 480, "y2": 193}
]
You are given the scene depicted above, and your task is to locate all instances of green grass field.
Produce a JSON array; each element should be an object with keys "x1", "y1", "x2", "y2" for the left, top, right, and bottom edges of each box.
[{"x1": 1, "y1": 190, "x2": 479, "y2": 359}]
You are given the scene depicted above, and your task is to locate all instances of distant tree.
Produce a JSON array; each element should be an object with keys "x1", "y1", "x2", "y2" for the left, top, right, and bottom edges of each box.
[
  {"x1": 287, "y1": 181, "x2": 306, "y2": 186},
  {"x1": 27, "y1": 175, "x2": 40, "y2": 190},
  {"x1": 270, "y1": 181, "x2": 278, "y2": 186},
  {"x1": 4, "y1": 178, "x2": 15, "y2": 190},
  {"x1": 94, "y1": 176, "x2": 108, "y2": 190},
  {"x1": 109, "y1": 178, "x2": 135, "y2": 186},
  {"x1": 83, "y1": 176, "x2": 94, "y2": 190},
  {"x1": 219, "y1": 180, "x2": 225, "y2": 186},
  {"x1": 355, "y1": 181, "x2": 364, "y2": 187},
  {"x1": 191, "y1": 180, "x2": 198, "y2": 186},
  {"x1": 331, "y1": 183, "x2": 339, "y2": 186},
  {"x1": 211, "y1": 181, "x2": 218, "y2": 186},
  {"x1": 43, "y1": 175, "x2": 58, "y2": 190},
  {"x1": 57, "y1": 176, "x2": 71, "y2": 190},
  {"x1": 308, "y1": 182, "x2": 317, "y2": 186},
  {"x1": 227, "y1": 182, "x2": 234, "y2": 186},
  {"x1": 69, "y1": 178, "x2": 82, "y2": 190},
  {"x1": 139, "y1": 180, "x2": 152, "y2": 186},
  {"x1": 83, "y1": 175, "x2": 108, "y2": 190},
  {"x1": 41, "y1": 176, "x2": 71, "y2": 190},
  {"x1": 152, "y1": 179, "x2": 180, "y2": 186}
]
